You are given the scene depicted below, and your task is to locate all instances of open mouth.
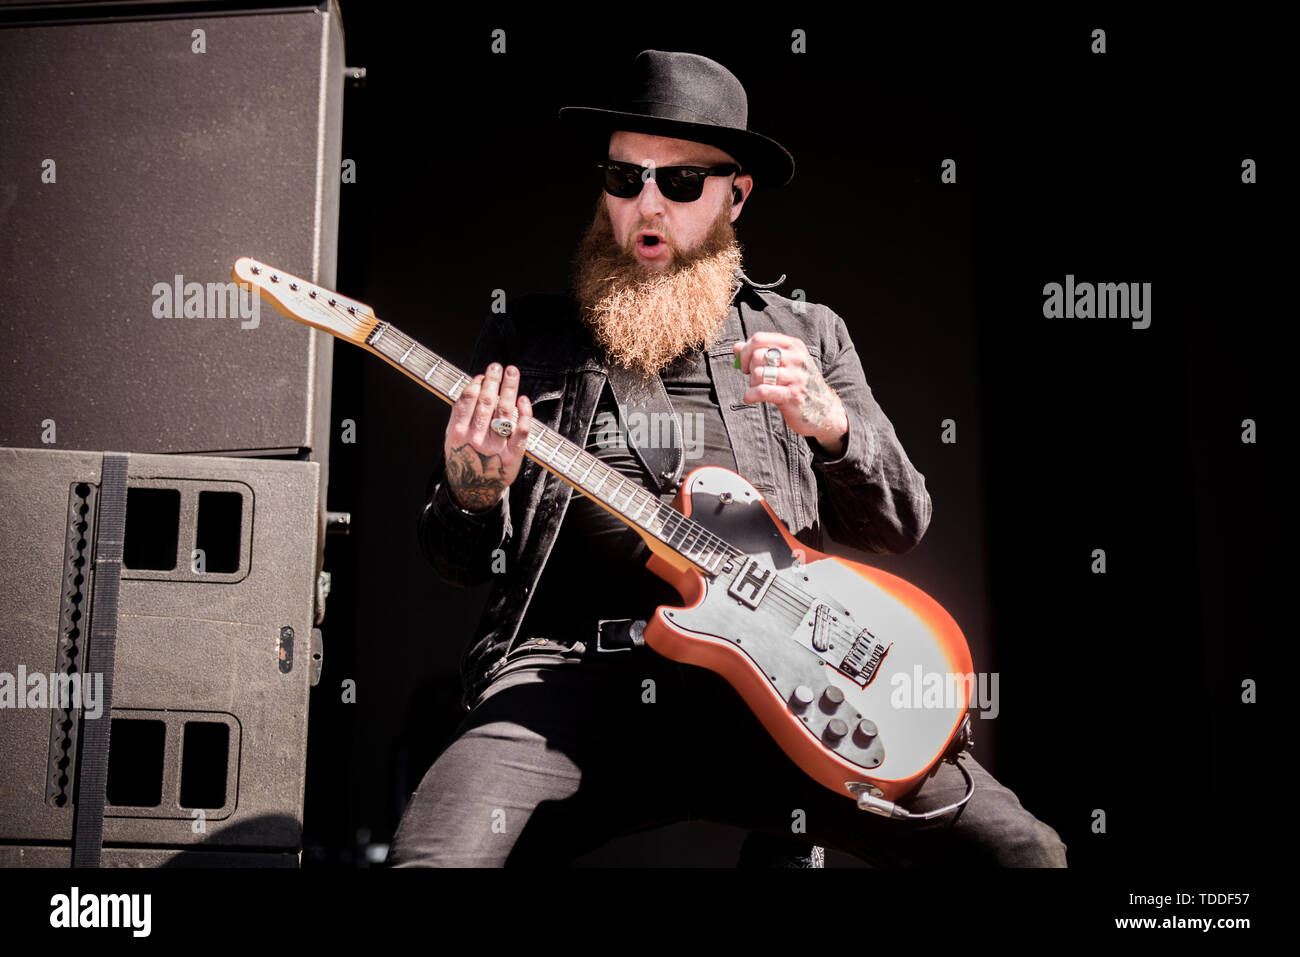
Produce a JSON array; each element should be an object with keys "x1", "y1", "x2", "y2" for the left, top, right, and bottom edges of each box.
[{"x1": 635, "y1": 231, "x2": 667, "y2": 257}]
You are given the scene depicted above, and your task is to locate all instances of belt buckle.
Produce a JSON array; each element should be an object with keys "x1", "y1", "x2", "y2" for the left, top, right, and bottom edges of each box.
[{"x1": 595, "y1": 618, "x2": 646, "y2": 653}]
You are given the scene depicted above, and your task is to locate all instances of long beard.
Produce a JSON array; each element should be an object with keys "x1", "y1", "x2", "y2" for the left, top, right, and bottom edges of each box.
[{"x1": 571, "y1": 197, "x2": 743, "y2": 382}]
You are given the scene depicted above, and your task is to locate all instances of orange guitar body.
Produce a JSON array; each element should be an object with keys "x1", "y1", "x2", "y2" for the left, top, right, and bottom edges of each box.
[{"x1": 637, "y1": 466, "x2": 974, "y2": 804}]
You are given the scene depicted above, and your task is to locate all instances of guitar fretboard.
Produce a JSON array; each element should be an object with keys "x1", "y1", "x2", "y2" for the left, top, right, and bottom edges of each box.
[{"x1": 366, "y1": 321, "x2": 743, "y2": 576}]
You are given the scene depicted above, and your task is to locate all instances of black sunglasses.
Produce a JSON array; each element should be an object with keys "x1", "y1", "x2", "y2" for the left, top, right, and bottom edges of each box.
[{"x1": 597, "y1": 160, "x2": 740, "y2": 203}]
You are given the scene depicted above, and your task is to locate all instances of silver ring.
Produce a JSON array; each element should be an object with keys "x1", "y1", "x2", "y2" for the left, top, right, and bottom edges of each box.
[
  {"x1": 765, "y1": 347, "x2": 782, "y2": 366},
  {"x1": 490, "y1": 417, "x2": 515, "y2": 438},
  {"x1": 762, "y1": 365, "x2": 779, "y2": 385}
]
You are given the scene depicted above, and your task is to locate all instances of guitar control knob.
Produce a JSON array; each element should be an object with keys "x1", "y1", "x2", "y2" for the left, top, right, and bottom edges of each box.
[
  {"x1": 791, "y1": 685, "x2": 815, "y2": 709},
  {"x1": 821, "y1": 685, "x2": 845, "y2": 709},
  {"x1": 826, "y1": 718, "x2": 849, "y2": 740},
  {"x1": 855, "y1": 719, "x2": 878, "y2": 741}
]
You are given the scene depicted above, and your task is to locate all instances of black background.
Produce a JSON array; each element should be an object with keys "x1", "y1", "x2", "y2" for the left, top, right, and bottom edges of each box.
[{"x1": 302, "y1": 7, "x2": 1273, "y2": 872}]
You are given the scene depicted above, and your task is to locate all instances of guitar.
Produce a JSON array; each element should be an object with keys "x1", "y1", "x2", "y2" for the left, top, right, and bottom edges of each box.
[{"x1": 233, "y1": 257, "x2": 974, "y2": 808}]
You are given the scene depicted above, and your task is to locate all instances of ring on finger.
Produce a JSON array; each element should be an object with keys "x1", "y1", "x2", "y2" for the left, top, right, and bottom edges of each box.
[
  {"x1": 490, "y1": 417, "x2": 515, "y2": 438},
  {"x1": 765, "y1": 347, "x2": 782, "y2": 367},
  {"x1": 761, "y1": 365, "x2": 779, "y2": 385}
]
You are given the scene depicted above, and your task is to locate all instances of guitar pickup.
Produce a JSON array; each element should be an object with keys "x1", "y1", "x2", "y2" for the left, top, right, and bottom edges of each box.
[
  {"x1": 726, "y1": 556, "x2": 776, "y2": 609},
  {"x1": 840, "y1": 629, "x2": 890, "y2": 687}
]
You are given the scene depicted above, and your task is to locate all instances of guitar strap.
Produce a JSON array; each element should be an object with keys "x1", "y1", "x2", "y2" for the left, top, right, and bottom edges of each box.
[
  {"x1": 603, "y1": 283, "x2": 755, "y2": 495},
  {"x1": 604, "y1": 362, "x2": 685, "y2": 494}
]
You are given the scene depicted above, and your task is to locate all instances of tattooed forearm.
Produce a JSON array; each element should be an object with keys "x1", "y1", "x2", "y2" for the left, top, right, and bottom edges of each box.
[
  {"x1": 798, "y1": 359, "x2": 849, "y2": 455},
  {"x1": 446, "y1": 443, "x2": 508, "y2": 511},
  {"x1": 800, "y1": 359, "x2": 838, "y2": 429}
]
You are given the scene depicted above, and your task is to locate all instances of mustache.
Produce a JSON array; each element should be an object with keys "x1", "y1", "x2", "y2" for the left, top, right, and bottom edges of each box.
[
  {"x1": 575, "y1": 195, "x2": 735, "y2": 278},
  {"x1": 623, "y1": 223, "x2": 680, "y2": 256}
]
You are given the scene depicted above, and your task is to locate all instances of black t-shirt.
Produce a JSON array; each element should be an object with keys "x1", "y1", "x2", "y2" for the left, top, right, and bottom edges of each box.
[{"x1": 516, "y1": 346, "x2": 738, "y2": 642}]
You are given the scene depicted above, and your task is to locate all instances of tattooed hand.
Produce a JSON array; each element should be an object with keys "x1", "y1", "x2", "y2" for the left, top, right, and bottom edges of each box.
[
  {"x1": 733, "y1": 335, "x2": 849, "y2": 456},
  {"x1": 444, "y1": 362, "x2": 533, "y2": 512}
]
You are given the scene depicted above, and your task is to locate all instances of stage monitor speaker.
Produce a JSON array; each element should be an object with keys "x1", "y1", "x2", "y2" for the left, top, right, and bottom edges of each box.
[
  {"x1": 0, "y1": 447, "x2": 322, "y2": 865},
  {"x1": 0, "y1": 1, "x2": 345, "y2": 488}
]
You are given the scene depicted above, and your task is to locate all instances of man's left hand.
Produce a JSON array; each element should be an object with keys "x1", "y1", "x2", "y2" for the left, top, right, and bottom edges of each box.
[{"x1": 733, "y1": 334, "x2": 849, "y2": 456}]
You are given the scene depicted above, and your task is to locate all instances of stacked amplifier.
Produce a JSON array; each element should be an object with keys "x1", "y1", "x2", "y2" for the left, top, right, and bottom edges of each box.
[{"x1": 0, "y1": 0, "x2": 346, "y2": 866}]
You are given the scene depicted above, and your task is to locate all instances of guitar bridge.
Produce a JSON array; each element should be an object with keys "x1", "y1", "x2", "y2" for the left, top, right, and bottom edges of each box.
[{"x1": 840, "y1": 629, "x2": 891, "y2": 687}]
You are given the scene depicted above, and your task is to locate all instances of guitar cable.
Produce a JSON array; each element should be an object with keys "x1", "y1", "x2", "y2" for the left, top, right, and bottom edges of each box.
[
  {"x1": 853, "y1": 758, "x2": 975, "y2": 820},
  {"x1": 851, "y1": 716, "x2": 977, "y2": 820}
]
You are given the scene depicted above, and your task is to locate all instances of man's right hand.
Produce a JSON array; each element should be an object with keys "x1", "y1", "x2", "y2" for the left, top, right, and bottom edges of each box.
[{"x1": 444, "y1": 362, "x2": 533, "y2": 512}]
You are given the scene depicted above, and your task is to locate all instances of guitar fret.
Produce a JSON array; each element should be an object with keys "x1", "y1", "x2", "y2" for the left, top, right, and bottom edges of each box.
[
  {"x1": 423, "y1": 356, "x2": 441, "y2": 382},
  {"x1": 677, "y1": 525, "x2": 695, "y2": 553},
  {"x1": 565, "y1": 450, "x2": 585, "y2": 479},
  {"x1": 556, "y1": 443, "x2": 575, "y2": 473},
  {"x1": 399, "y1": 344, "x2": 413, "y2": 364},
  {"x1": 650, "y1": 505, "x2": 669, "y2": 536},
  {"x1": 665, "y1": 515, "x2": 686, "y2": 549}
]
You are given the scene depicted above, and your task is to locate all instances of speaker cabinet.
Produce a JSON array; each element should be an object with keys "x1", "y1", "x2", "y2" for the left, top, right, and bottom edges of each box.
[
  {"x1": 0, "y1": 447, "x2": 321, "y2": 864},
  {"x1": 0, "y1": 1, "x2": 344, "y2": 487}
]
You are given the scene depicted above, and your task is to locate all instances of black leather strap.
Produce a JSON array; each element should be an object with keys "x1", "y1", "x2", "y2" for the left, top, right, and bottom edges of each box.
[{"x1": 603, "y1": 362, "x2": 685, "y2": 494}]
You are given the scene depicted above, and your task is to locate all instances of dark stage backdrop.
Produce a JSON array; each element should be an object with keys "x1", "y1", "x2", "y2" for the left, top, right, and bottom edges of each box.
[{"x1": 307, "y1": 10, "x2": 1272, "y2": 869}]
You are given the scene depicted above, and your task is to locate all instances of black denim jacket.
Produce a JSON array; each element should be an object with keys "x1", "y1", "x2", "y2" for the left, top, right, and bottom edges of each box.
[{"x1": 418, "y1": 272, "x2": 933, "y2": 710}]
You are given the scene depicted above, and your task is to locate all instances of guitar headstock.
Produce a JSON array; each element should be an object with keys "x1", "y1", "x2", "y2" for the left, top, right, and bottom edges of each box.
[{"x1": 232, "y1": 257, "x2": 377, "y2": 344}]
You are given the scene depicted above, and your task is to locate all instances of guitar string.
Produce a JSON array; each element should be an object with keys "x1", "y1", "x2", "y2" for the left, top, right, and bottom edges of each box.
[
  {"x1": 316, "y1": 305, "x2": 832, "y2": 621},
  {"x1": 367, "y1": 317, "x2": 748, "y2": 567},
  {"x1": 375, "y1": 319, "x2": 825, "y2": 616},
  {"x1": 308, "y1": 297, "x2": 836, "y2": 620}
]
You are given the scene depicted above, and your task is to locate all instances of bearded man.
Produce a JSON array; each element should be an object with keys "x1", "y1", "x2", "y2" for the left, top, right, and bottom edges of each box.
[{"x1": 391, "y1": 50, "x2": 1067, "y2": 868}]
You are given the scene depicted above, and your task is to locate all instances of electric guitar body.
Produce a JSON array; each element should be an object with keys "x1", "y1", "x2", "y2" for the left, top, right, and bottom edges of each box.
[
  {"x1": 232, "y1": 257, "x2": 974, "y2": 805},
  {"x1": 641, "y1": 465, "x2": 972, "y2": 802}
]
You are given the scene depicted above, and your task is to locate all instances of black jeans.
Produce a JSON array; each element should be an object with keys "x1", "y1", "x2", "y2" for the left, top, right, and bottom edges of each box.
[{"x1": 389, "y1": 640, "x2": 1068, "y2": 867}]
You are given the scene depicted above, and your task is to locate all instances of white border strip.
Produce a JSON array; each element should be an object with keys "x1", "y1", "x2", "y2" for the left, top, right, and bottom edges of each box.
[{"x1": 311, "y1": 7, "x2": 329, "y2": 284}]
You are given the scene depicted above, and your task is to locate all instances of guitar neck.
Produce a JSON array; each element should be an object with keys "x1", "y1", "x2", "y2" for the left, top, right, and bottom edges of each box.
[{"x1": 362, "y1": 319, "x2": 739, "y2": 577}]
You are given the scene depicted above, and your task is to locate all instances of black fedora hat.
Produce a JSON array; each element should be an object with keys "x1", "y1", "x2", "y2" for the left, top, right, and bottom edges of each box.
[{"x1": 558, "y1": 49, "x2": 795, "y2": 189}]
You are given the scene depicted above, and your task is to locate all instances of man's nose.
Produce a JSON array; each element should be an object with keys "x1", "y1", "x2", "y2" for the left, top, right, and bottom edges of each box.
[{"x1": 636, "y1": 175, "x2": 668, "y2": 217}]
